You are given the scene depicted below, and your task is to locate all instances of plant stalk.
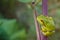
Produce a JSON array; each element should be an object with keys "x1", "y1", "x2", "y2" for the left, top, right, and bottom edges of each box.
[{"x1": 41, "y1": 0, "x2": 48, "y2": 40}]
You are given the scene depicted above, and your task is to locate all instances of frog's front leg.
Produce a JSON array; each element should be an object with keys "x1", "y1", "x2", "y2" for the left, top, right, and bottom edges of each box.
[{"x1": 41, "y1": 26, "x2": 55, "y2": 36}]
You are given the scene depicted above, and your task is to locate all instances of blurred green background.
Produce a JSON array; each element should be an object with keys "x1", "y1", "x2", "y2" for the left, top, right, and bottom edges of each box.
[{"x1": 0, "y1": 0, "x2": 60, "y2": 40}]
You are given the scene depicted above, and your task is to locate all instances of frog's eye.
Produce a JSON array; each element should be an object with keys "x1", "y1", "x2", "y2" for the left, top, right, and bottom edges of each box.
[
  {"x1": 40, "y1": 20, "x2": 44, "y2": 23},
  {"x1": 40, "y1": 20, "x2": 44, "y2": 24},
  {"x1": 40, "y1": 20, "x2": 46, "y2": 26}
]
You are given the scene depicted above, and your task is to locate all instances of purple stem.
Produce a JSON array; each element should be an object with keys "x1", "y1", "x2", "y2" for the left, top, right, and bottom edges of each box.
[
  {"x1": 41, "y1": 33, "x2": 48, "y2": 40},
  {"x1": 42, "y1": 0, "x2": 48, "y2": 16},
  {"x1": 41, "y1": 0, "x2": 48, "y2": 40}
]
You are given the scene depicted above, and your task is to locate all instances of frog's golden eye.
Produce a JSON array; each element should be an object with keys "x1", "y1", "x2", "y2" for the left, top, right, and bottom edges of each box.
[
  {"x1": 40, "y1": 20, "x2": 44, "y2": 23},
  {"x1": 40, "y1": 20, "x2": 44, "y2": 24},
  {"x1": 40, "y1": 20, "x2": 46, "y2": 26}
]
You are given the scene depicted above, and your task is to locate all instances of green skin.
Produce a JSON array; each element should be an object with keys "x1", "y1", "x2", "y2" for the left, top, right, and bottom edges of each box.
[{"x1": 37, "y1": 15, "x2": 55, "y2": 36}]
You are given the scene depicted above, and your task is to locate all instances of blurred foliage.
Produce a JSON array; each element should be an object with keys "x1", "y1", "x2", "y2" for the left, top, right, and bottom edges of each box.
[
  {"x1": 0, "y1": 0, "x2": 60, "y2": 40},
  {"x1": 18, "y1": 0, "x2": 32, "y2": 3}
]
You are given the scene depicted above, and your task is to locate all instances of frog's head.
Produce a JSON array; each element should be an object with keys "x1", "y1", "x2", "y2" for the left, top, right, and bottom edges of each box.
[
  {"x1": 37, "y1": 15, "x2": 47, "y2": 26},
  {"x1": 37, "y1": 15, "x2": 54, "y2": 27},
  {"x1": 37, "y1": 15, "x2": 55, "y2": 36}
]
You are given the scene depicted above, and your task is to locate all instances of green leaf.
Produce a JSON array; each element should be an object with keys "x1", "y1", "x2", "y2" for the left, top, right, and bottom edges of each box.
[
  {"x1": 10, "y1": 29, "x2": 27, "y2": 40},
  {"x1": 1, "y1": 19, "x2": 19, "y2": 35},
  {"x1": 18, "y1": 0, "x2": 32, "y2": 3}
]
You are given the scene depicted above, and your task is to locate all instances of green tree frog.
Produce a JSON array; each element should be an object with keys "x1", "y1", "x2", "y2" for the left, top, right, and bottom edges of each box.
[{"x1": 37, "y1": 15, "x2": 55, "y2": 36}]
